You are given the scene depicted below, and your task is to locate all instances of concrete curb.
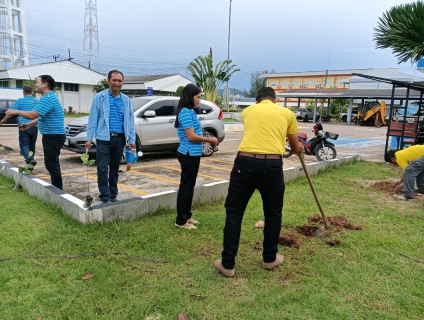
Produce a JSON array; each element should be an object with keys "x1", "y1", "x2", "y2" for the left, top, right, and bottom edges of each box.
[{"x1": 0, "y1": 154, "x2": 362, "y2": 224}]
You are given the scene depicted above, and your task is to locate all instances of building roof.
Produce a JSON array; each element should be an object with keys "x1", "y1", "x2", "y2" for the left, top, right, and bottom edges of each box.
[
  {"x1": 0, "y1": 60, "x2": 105, "y2": 85},
  {"x1": 124, "y1": 74, "x2": 179, "y2": 84}
]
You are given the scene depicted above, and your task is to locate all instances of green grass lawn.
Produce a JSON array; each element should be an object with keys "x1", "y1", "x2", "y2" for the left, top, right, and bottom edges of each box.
[
  {"x1": 64, "y1": 113, "x2": 89, "y2": 118},
  {"x1": 223, "y1": 118, "x2": 241, "y2": 123},
  {"x1": 1, "y1": 161, "x2": 423, "y2": 319}
]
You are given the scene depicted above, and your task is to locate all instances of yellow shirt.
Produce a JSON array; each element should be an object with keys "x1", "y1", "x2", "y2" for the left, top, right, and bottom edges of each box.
[
  {"x1": 238, "y1": 100, "x2": 298, "y2": 155},
  {"x1": 395, "y1": 145, "x2": 424, "y2": 171}
]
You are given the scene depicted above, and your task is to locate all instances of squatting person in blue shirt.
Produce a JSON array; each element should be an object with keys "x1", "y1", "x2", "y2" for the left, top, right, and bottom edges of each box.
[
  {"x1": 174, "y1": 83, "x2": 218, "y2": 229},
  {"x1": 6, "y1": 75, "x2": 66, "y2": 190},
  {"x1": 85, "y1": 70, "x2": 136, "y2": 204},
  {"x1": 0, "y1": 85, "x2": 39, "y2": 168}
]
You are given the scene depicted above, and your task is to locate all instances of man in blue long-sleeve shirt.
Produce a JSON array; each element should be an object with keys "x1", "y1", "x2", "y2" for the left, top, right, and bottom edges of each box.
[{"x1": 85, "y1": 70, "x2": 136, "y2": 204}]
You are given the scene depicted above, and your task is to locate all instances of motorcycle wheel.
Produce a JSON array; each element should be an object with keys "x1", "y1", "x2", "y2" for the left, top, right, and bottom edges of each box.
[
  {"x1": 315, "y1": 144, "x2": 337, "y2": 161},
  {"x1": 283, "y1": 149, "x2": 293, "y2": 158}
]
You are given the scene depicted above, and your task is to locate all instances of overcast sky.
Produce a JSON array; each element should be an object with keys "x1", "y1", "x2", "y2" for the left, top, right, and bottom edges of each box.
[{"x1": 24, "y1": 0, "x2": 418, "y2": 90}]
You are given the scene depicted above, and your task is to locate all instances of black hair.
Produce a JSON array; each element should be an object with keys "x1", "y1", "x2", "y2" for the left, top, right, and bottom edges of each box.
[
  {"x1": 38, "y1": 75, "x2": 55, "y2": 90},
  {"x1": 23, "y1": 85, "x2": 33, "y2": 94},
  {"x1": 174, "y1": 83, "x2": 202, "y2": 128},
  {"x1": 384, "y1": 149, "x2": 397, "y2": 162},
  {"x1": 256, "y1": 87, "x2": 276, "y2": 102},
  {"x1": 108, "y1": 70, "x2": 124, "y2": 80}
]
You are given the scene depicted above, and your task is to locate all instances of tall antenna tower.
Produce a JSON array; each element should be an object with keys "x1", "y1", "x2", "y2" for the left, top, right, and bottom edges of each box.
[
  {"x1": 83, "y1": 0, "x2": 99, "y2": 71},
  {"x1": 0, "y1": 0, "x2": 29, "y2": 69}
]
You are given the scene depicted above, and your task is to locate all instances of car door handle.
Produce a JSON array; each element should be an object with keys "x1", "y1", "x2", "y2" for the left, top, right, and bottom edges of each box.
[
  {"x1": 198, "y1": 117, "x2": 205, "y2": 120},
  {"x1": 169, "y1": 119, "x2": 175, "y2": 123}
]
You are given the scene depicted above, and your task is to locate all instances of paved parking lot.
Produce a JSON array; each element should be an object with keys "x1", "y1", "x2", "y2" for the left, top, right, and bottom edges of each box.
[{"x1": 0, "y1": 121, "x2": 388, "y2": 201}]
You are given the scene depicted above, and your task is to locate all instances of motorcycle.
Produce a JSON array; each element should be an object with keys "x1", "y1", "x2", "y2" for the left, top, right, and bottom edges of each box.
[{"x1": 283, "y1": 123, "x2": 339, "y2": 161}]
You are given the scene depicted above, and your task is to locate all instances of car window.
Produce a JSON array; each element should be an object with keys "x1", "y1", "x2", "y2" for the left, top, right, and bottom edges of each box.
[
  {"x1": 144, "y1": 100, "x2": 175, "y2": 117},
  {"x1": 8, "y1": 100, "x2": 16, "y2": 108},
  {"x1": 0, "y1": 100, "x2": 7, "y2": 111},
  {"x1": 132, "y1": 98, "x2": 152, "y2": 113},
  {"x1": 194, "y1": 103, "x2": 213, "y2": 115}
]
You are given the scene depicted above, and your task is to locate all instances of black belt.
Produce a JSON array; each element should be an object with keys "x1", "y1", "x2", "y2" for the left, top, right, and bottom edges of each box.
[
  {"x1": 110, "y1": 132, "x2": 125, "y2": 137},
  {"x1": 238, "y1": 152, "x2": 282, "y2": 159}
]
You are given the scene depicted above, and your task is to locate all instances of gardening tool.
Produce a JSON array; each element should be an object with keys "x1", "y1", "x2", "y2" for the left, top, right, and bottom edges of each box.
[{"x1": 298, "y1": 154, "x2": 331, "y2": 236}]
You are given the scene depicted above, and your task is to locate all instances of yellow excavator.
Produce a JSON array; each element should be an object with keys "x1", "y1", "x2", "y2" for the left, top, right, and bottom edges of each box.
[{"x1": 356, "y1": 101, "x2": 387, "y2": 127}]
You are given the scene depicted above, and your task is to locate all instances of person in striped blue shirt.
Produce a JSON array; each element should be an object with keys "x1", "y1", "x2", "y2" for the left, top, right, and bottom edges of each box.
[
  {"x1": 0, "y1": 86, "x2": 39, "y2": 167},
  {"x1": 174, "y1": 84, "x2": 218, "y2": 229},
  {"x1": 6, "y1": 75, "x2": 66, "y2": 190},
  {"x1": 85, "y1": 70, "x2": 136, "y2": 204}
]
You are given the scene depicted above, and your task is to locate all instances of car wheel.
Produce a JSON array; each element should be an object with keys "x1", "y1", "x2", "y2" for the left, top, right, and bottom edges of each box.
[
  {"x1": 202, "y1": 132, "x2": 215, "y2": 157},
  {"x1": 342, "y1": 116, "x2": 347, "y2": 122},
  {"x1": 303, "y1": 115, "x2": 309, "y2": 122}
]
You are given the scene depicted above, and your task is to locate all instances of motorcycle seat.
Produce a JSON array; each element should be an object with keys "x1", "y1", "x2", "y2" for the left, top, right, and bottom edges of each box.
[{"x1": 298, "y1": 133, "x2": 308, "y2": 140}]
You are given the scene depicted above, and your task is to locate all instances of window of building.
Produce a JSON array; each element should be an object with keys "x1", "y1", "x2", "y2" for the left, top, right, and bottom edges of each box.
[
  {"x1": 55, "y1": 82, "x2": 62, "y2": 90},
  {"x1": 15, "y1": 80, "x2": 23, "y2": 88},
  {"x1": 64, "y1": 83, "x2": 79, "y2": 92},
  {"x1": 270, "y1": 81, "x2": 278, "y2": 87},
  {"x1": 280, "y1": 81, "x2": 290, "y2": 87},
  {"x1": 0, "y1": 81, "x2": 9, "y2": 88}
]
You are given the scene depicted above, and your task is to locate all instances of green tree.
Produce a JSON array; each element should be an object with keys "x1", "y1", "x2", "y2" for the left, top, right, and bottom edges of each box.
[
  {"x1": 244, "y1": 69, "x2": 276, "y2": 97},
  {"x1": 374, "y1": 1, "x2": 424, "y2": 64},
  {"x1": 174, "y1": 86, "x2": 184, "y2": 97},
  {"x1": 23, "y1": 75, "x2": 37, "y2": 97},
  {"x1": 93, "y1": 78, "x2": 109, "y2": 93},
  {"x1": 187, "y1": 48, "x2": 240, "y2": 103},
  {"x1": 329, "y1": 99, "x2": 350, "y2": 115}
]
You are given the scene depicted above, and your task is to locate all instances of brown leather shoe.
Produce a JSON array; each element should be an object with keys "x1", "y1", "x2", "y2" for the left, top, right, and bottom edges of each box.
[
  {"x1": 214, "y1": 259, "x2": 235, "y2": 277},
  {"x1": 263, "y1": 255, "x2": 285, "y2": 270}
]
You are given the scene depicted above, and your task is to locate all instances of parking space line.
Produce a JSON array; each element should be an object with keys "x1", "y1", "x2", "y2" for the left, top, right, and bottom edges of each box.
[
  {"x1": 200, "y1": 163, "x2": 232, "y2": 172},
  {"x1": 130, "y1": 170, "x2": 180, "y2": 185},
  {"x1": 6, "y1": 154, "x2": 80, "y2": 161},
  {"x1": 129, "y1": 162, "x2": 179, "y2": 170},
  {"x1": 87, "y1": 175, "x2": 148, "y2": 196},
  {"x1": 160, "y1": 165, "x2": 223, "y2": 181},
  {"x1": 206, "y1": 159, "x2": 235, "y2": 165},
  {"x1": 37, "y1": 171, "x2": 96, "y2": 179}
]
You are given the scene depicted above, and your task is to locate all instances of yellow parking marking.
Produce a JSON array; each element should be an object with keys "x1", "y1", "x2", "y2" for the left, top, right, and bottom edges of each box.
[
  {"x1": 206, "y1": 158, "x2": 234, "y2": 165},
  {"x1": 87, "y1": 175, "x2": 148, "y2": 196},
  {"x1": 200, "y1": 163, "x2": 231, "y2": 172},
  {"x1": 160, "y1": 165, "x2": 223, "y2": 181},
  {"x1": 130, "y1": 170, "x2": 180, "y2": 185},
  {"x1": 37, "y1": 171, "x2": 96, "y2": 179},
  {"x1": 6, "y1": 154, "x2": 80, "y2": 161}
]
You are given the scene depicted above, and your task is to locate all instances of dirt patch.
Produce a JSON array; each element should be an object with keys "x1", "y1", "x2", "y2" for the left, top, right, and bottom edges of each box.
[
  {"x1": 326, "y1": 239, "x2": 341, "y2": 246},
  {"x1": 308, "y1": 215, "x2": 363, "y2": 230},
  {"x1": 279, "y1": 233, "x2": 300, "y2": 249},
  {"x1": 373, "y1": 180, "x2": 402, "y2": 195},
  {"x1": 295, "y1": 225, "x2": 319, "y2": 237}
]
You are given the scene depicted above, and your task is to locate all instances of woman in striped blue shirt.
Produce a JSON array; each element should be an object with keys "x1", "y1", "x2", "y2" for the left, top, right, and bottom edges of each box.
[{"x1": 174, "y1": 84, "x2": 218, "y2": 229}]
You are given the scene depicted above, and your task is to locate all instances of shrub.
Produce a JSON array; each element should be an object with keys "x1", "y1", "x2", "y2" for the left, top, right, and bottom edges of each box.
[{"x1": 68, "y1": 106, "x2": 73, "y2": 114}]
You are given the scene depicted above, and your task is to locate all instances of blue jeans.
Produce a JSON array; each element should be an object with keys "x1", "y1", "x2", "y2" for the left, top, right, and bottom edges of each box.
[
  {"x1": 221, "y1": 155, "x2": 285, "y2": 269},
  {"x1": 19, "y1": 126, "x2": 38, "y2": 163},
  {"x1": 96, "y1": 136, "x2": 126, "y2": 202}
]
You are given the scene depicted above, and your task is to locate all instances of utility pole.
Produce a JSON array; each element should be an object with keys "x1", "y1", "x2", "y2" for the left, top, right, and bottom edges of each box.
[
  {"x1": 83, "y1": 0, "x2": 99, "y2": 71},
  {"x1": 225, "y1": 0, "x2": 232, "y2": 112}
]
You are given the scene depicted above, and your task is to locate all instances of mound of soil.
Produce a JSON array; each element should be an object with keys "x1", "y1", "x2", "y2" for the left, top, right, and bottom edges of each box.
[
  {"x1": 295, "y1": 225, "x2": 319, "y2": 237},
  {"x1": 308, "y1": 214, "x2": 362, "y2": 230},
  {"x1": 373, "y1": 181, "x2": 402, "y2": 194},
  {"x1": 279, "y1": 232, "x2": 300, "y2": 249}
]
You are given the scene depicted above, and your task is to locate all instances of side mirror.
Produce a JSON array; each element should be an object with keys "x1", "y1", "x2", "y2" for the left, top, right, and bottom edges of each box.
[{"x1": 142, "y1": 110, "x2": 156, "y2": 118}]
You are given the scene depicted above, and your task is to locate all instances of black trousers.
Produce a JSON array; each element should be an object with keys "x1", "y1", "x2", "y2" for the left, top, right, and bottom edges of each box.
[
  {"x1": 96, "y1": 136, "x2": 126, "y2": 202},
  {"x1": 176, "y1": 152, "x2": 201, "y2": 225},
  {"x1": 221, "y1": 155, "x2": 285, "y2": 269},
  {"x1": 42, "y1": 134, "x2": 66, "y2": 190}
]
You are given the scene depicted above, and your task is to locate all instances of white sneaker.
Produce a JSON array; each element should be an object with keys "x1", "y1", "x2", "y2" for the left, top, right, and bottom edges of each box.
[{"x1": 393, "y1": 194, "x2": 413, "y2": 201}]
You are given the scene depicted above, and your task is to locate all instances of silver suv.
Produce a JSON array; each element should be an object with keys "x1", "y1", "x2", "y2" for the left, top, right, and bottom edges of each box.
[{"x1": 63, "y1": 96, "x2": 225, "y2": 157}]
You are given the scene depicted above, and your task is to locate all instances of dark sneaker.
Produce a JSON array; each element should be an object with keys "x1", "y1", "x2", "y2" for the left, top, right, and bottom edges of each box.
[
  {"x1": 263, "y1": 255, "x2": 285, "y2": 270},
  {"x1": 110, "y1": 197, "x2": 119, "y2": 202},
  {"x1": 213, "y1": 259, "x2": 235, "y2": 277}
]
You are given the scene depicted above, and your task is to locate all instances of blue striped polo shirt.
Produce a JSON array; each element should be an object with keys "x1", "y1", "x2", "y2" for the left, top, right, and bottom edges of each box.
[
  {"x1": 11, "y1": 95, "x2": 39, "y2": 124},
  {"x1": 177, "y1": 107, "x2": 203, "y2": 156},
  {"x1": 109, "y1": 91, "x2": 124, "y2": 133},
  {"x1": 33, "y1": 91, "x2": 65, "y2": 135}
]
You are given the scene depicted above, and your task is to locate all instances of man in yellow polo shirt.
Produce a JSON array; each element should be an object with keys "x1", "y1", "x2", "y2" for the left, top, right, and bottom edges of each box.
[
  {"x1": 385, "y1": 145, "x2": 424, "y2": 200},
  {"x1": 214, "y1": 87, "x2": 303, "y2": 277}
]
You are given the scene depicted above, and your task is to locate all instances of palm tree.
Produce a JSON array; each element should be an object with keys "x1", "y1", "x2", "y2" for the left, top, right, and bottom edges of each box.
[
  {"x1": 93, "y1": 78, "x2": 109, "y2": 93},
  {"x1": 374, "y1": 1, "x2": 424, "y2": 64},
  {"x1": 187, "y1": 48, "x2": 240, "y2": 103}
]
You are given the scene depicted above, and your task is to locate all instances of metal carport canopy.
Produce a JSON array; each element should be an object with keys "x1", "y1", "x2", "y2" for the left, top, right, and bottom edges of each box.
[{"x1": 276, "y1": 84, "x2": 423, "y2": 125}]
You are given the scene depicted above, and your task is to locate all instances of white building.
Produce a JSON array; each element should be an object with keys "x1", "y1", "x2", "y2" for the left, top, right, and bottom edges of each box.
[
  {"x1": 122, "y1": 74, "x2": 193, "y2": 97},
  {"x1": 0, "y1": 60, "x2": 105, "y2": 113}
]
